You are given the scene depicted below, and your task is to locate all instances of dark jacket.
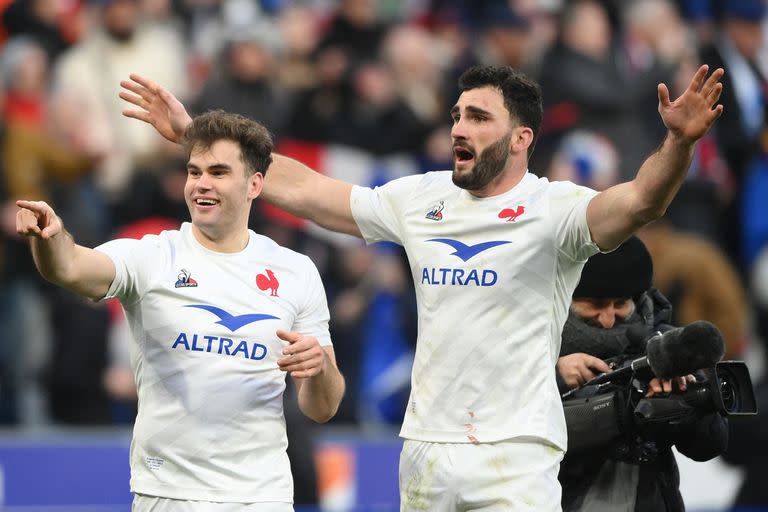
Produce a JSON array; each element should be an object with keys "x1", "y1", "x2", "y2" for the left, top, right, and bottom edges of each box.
[{"x1": 558, "y1": 289, "x2": 729, "y2": 512}]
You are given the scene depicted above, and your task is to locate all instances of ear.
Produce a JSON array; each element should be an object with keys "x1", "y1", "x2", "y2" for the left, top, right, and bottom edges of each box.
[
  {"x1": 247, "y1": 171, "x2": 264, "y2": 200},
  {"x1": 510, "y1": 126, "x2": 534, "y2": 155}
]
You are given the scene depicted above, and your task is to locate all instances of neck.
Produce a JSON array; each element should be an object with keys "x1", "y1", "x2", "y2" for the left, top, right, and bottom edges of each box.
[
  {"x1": 191, "y1": 223, "x2": 250, "y2": 253},
  {"x1": 468, "y1": 163, "x2": 527, "y2": 198}
]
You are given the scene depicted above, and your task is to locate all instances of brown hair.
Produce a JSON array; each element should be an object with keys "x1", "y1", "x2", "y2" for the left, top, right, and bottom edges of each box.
[{"x1": 182, "y1": 110, "x2": 273, "y2": 176}]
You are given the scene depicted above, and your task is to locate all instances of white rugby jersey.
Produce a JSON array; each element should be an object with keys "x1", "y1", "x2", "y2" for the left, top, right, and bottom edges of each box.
[
  {"x1": 96, "y1": 222, "x2": 331, "y2": 503},
  {"x1": 350, "y1": 171, "x2": 599, "y2": 450}
]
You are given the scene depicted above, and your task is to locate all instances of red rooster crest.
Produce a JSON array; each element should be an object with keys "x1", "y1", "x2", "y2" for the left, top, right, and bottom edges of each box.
[
  {"x1": 498, "y1": 205, "x2": 525, "y2": 222},
  {"x1": 256, "y1": 269, "x2": 279, "y2": 297}
]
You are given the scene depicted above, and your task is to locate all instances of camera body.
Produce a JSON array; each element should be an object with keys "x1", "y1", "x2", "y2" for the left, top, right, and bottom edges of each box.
[{"x1": 563, "y1": 357, "x2": 757, "y2": 457}]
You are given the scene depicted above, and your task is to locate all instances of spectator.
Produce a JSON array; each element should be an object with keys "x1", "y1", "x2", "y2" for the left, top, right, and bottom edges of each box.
[
  {"x1": 52, "y1": 0, "x2": 188, "y2": 199},
  {"x1": 191, "y1": 22, "x2": 293, "y2": 141}
]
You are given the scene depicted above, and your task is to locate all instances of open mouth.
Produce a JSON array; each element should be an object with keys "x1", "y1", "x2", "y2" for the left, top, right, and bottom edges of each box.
[
  {"x1": 195, "y1": 198, "x2": 220, "y2": 207},
  {"x1": 453, "y1": 146, "x2": 475, "y2": 164}
]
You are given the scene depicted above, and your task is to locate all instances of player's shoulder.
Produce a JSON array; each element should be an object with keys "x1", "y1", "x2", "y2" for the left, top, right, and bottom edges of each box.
[
  {"x1": 248, "y1": 232, "x2": 317, "y2": 270},
  {"x1": 149, "y1": 224, "x2": 187, "y2": 251},
  {"x1": 419, "y1": 170, "x2": 453, "y2": 187},
  {"x1": 107, "y1": 224, "x2": 179, "y2": 251},
  {"x1": 375, "y1": 170, "x2": 451, "y2": 190},
  {"x1": 531, "y1": 174, "x2": 597, "y2": 198},
  {"x1": 355, "y1": 172, "x2": 453, "y2": 210},
  {"x1": 147, "y1": 227, "x2": 181, "y2": 243}
]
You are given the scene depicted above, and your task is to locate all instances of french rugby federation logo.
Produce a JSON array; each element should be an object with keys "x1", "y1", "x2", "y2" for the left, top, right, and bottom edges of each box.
[
  {"x1": 425, "y1": 201, "x2": 445, "y2": 221},
  {"x1": 175, "y1": 269, "x2": 198, "y2": 288},
  {"x1": 256, "y1": 269, "x2": 280, "y2": 297},
  {"x1": 499, "y1": 205, "x2": 525, "y2": 222}
]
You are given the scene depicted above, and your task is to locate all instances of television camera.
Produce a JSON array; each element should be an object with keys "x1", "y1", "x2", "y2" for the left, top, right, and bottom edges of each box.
[{"x1": 563, "y1": 321, "x2": 757, "y2": 458}]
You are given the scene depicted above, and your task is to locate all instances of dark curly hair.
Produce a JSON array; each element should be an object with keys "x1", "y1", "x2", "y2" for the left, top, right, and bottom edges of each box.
[{"x1": 458, "y1": 65, "x2": 543, "y2": 156}]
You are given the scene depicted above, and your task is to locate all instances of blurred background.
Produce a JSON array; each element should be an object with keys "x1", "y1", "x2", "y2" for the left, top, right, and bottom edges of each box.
[{"x1": 0, "y1": 0, "x2": 766, "y2": 510}]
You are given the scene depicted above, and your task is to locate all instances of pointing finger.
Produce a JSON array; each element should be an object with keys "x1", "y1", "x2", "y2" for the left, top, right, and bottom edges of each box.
[{"x1": 16, "y1": 200, "x2": 49, "y2": 215}]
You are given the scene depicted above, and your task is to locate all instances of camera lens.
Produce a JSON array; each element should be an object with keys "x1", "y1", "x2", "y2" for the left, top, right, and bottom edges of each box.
[{"x1": 720, "y1": 378, "x2": 737, "y2": 412}]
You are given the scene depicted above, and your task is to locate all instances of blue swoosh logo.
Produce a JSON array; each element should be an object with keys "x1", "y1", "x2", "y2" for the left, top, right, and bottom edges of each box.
[
  {"x1": 185, "y1": 305, "x2": 279, "y2": 332},
  {"x1": 427, "y1": 238, "x2": 511, "y2": 262}
]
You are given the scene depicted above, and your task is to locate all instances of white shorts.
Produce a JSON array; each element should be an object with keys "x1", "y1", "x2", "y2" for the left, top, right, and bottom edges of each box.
[
  {"x1": 132, "y1": 494, "x2": 293, "y2": 512},
  {"x1": 399, "y1": 437, "x2": 564, "y2": 512}
]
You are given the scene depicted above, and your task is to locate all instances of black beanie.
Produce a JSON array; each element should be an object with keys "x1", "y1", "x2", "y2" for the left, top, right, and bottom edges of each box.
[{"x1": 573, "y1": 235, "x2": 653, "y2": 299}]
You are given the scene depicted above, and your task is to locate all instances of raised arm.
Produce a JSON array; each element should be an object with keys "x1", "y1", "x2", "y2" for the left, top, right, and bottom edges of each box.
[
  {"x1": 587, "y1": 65, "x2": 724, "y2": 250},
  {"x1": 120, "y1": 75, "x2": 361, "y2": 237},
  {"x1": 16, "y1": 200, "x2": 115, "y2": 300},
  {"x1": 120, "y1": 73, "x2": 191, "y2": 143},
  {"x1": 261, "y1": 154, "x2": 360, "y2": 236}
]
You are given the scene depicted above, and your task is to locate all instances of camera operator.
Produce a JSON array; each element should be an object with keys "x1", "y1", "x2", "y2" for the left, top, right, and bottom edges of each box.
[{"x1": 557, "y1": 235, "x2": 728, "y2": 512}]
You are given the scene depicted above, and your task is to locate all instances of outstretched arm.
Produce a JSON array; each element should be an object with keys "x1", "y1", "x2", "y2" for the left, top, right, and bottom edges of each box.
[
  {"x1": 261, "y1": 154, "x2": 360, "y2": 236},
  {"x1": 16, "y1": 200, "x2": 115, "y2": 300},
  {"x1": 587, "y1": 65, "x2": 724, "y2": 250},
  {"x1": 120, "y1": 75, "x2": 361, "y2": 237}
]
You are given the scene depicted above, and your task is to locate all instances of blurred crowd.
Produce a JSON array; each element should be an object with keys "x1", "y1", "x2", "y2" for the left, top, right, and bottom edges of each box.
[{"x1": 0, "y1": 0, "x2": 767, "y2": 507}]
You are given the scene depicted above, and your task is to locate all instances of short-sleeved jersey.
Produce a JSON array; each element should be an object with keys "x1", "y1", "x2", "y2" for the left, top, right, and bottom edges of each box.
[
  {"x1": 350, "y1": 171, "x2": 599, "y2": 450},
  {"x1": 96, "y1": 222, "x2": 331, "y2": 503}
]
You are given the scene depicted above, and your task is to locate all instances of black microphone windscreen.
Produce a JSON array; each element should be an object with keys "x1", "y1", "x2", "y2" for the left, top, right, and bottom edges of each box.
[{"x1": 645, "y1": 320, "x2": 725, "y2": 378}]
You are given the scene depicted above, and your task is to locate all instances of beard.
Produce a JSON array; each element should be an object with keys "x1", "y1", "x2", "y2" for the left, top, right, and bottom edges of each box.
[{"x1": 452, "y1": 132, "x2": 512, "y2": 191}]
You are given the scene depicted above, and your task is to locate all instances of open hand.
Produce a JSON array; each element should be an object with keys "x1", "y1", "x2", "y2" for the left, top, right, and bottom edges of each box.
[
  {"x1": 16, "y1": 200, "x2": 63, "y2": 239},
  {"x1": 119, "y1": 74, "x2": 192, "y2": 143},
  {"x1": 277, "y1": 329, "x2": 327, "y2": 379},
  {"x1": 658, "y1": 65, "x2": 724, "y2": 144}
]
